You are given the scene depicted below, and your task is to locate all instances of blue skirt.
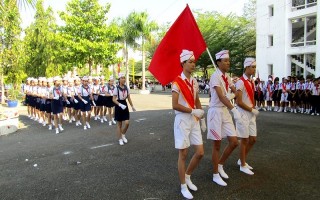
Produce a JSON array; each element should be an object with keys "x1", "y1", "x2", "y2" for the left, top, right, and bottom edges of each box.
[
  {"x1": 80, "y1": 96, "x2": 91, "y2": 112},
  {"x1": 51, "y1": 98, "x2": 63, "y2": 114},
  {"x1": 114, "y1": 100, "x2": 129, "y2": 121}
]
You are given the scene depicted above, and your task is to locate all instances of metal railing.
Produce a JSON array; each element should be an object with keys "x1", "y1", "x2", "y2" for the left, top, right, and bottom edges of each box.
[{"x1": 291, "y1": 0, "x2": 317, "y2": 11}]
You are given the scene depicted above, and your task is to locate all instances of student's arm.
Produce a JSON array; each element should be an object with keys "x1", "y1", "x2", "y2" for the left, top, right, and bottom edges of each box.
[
  {"x1": 236, "y1": 90, "x2": 252, "y2": 112},
  {"x1": 127, "y1": 94, "x2": 134, "y2": 107},
  {"x1": 214, "y1": 86, "x2": 234, "y2": 110},
  {"x1": 195, "y1": 93, "x2": 202, "y2": 109},
  {"x1": 172, "y1": 91, "x2": 192, "y2": 113}
]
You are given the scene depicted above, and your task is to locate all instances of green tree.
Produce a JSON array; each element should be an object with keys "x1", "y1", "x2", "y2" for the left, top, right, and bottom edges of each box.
[
  {"x1": 59, "y1": 0, "x2": 121, "y2": 75},
  {"x1": 196, "y1": 11, "x2": 256, "y2": 78},
  {"x1": 24, "y1": 0, "x2": 59, "y2": 77}
]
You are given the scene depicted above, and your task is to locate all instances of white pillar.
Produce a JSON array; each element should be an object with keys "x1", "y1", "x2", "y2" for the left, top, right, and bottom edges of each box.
[{"x1": 316, "y1": 3, "x2": 320, "y2": 77}]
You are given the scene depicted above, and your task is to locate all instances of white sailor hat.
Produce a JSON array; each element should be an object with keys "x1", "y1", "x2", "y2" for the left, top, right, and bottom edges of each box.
[
  {"x1": 53, "y1": 76, "x2": 62, "y2": 81},
  {"x1": 215, "y1": 50, "x2": 229, "y2": 60},
  {"x1": 47, "y1": 78, "x2": 53, "y2": 82},
  {"x1": 180, "y1": 49, "x2": 195, "y2": 63},
  {"x1": 82, "y1": 76, "x2": 89, "y2": 81},
  {"x1": 118, "y1": 73, "x2": 125, "y2": 78},
  {"x1": 243, "y1": 57, "x2": 256, "y2": 68},
  {"x1": 100, "y1": 75, "x2": 105, "y2": 80},
  {"x1": 62, "y1": 76, "x2": 69, "y2": 81}
]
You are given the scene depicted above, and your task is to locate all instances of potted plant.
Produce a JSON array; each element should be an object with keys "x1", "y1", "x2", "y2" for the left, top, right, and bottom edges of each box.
[{"x1": 7, "y1": 87, "x2": 20, "y2": 108}]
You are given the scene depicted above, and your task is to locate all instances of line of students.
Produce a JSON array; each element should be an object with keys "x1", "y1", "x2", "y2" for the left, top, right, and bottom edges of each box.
[
  {"x1": 23, "y1": 74, "x2": 135, "y2": 145},
  {"x1": 172, "y1": 49, "x2": 259, "y2": 199},
  {"x1": 255, "y1": 75, "x2": 320, "y2": 115}
]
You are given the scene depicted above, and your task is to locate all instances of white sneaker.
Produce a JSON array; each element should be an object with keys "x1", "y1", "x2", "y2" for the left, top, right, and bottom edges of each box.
[
  {"x1": 58, "y1": 125, "x2": 64, "y2": 131},
  {"x1": 122, "y1": 134, "x2": 128, "y2": 143},
  {"x1": 262, "y1": 108, "x2": 266, "y2": 111},
  {"x1": 69, "y1": 120, "x2": 72, "y2": 123},
  {"x1": 112, "y1": 118, "x2": 116, "y2": 124},
  {"x1": 101, "y1": 119, "x2": 104, "y2": 123},
  {"x1": 240, "y1": 166, "x2": 254, "y2": 175},
  {"x1": 86, "y1": 122, "x2": 91, "y2": 129},
  {"x1": 48, "y1": 125, "x2": 52, "y2": 130},
  {"x1": 103, "y1": 116, "x2": 108, "y2": 122},
  {"x1": 185, "y1": 175, "x2": 197, "y2": 191},
  {"x1": 97, "y1": 116, "x2": 100, "y2": 119},
  {"x1": 119, "y1": 139, "x2": 124, "y2": 146},
  {"x1": 76, "y1": 121, "x2": 79, "y2": 126},
  {"x1": 181, "y1": 184, "x2": 193, "y2": 199},
  {"x1": 277, "y1": 108, "x2": 283, "y2": 112},
  {"x1": 84, "y1": 125, "x2": 87, "y2": 130},
  {"x1": 39, "y1": 118, "x2": 43, "y2": 124},
  {"x1": 311, "y1": 113, "x2": 315, "y2": 116},
  {"x1": 109, "y1": 121, "x2": 112, "y2": 126},
  {"x1": 55, "y1": 128, "x2": 59, "y2": 134},
  {"x1": 42, "y1": 122, "x2": 46, "y2": 126},
  {"x1": 218, "y1": 164, "x2": 229, "y2": 179},
  {"x1": 237, "y1": 159, "x2": 253, "y2": 170},
  {"x1": 212, "y1": 174, "x2": 227, "y2": 186},
  {"x1": 72, "y1": 116, "x2": 76, "y2": 121},
  {"x1": 94, "y1": 116, "x2": 98, "y2": 120}
]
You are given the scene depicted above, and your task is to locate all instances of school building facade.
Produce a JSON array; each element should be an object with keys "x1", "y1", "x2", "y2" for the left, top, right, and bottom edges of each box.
[{"x1": 256, "y1": 0, "x2": 319, "y2": 80}]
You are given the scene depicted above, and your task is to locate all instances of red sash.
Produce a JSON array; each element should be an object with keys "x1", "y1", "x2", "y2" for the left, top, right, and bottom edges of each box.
[
  {"x1": 240, "y1": 76, "x2": 254, "y2": 107},
  {"x1": 267, "y1": 84, "x2": 272, "y2": 96},
  {"x1": 173, "y1": 76, "x2": 195, "y2": 109},
  {"x1": 282, "y1": 83, "x2": 286, "y2": 91}
]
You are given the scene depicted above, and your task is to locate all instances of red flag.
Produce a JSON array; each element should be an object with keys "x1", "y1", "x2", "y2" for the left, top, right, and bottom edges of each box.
[{"x1": 149, "y1": 4, "x2": 206, "y2": 85}]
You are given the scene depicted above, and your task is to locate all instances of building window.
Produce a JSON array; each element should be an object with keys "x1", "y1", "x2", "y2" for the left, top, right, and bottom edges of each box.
[
  {"x1": 269, "y1": 5, "x2": 274, "y2": 17},
  {"x1": 268, "y1": 35, "x2": 274, "y2": 47},
  {"x1": 268, "y1": 64, "x2": 273, "y2": 76}
]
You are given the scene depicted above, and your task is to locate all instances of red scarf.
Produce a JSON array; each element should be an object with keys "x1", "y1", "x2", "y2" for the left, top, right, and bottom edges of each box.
[
  {"x1": 240, "y1": 76, "x2": 254, "y2": 107},
  {"x1": 282, "y1": 83, "x2": 286, "y2": 91},
  {"x1": 267, "y1": 84, "x2": 272, "y2": 96},
  {"x1": 221, "y1": 74, "x2": 229, "y2": 91},
  {"x1": 173, "y1": 76, "x2": 195, "y2": 109}
]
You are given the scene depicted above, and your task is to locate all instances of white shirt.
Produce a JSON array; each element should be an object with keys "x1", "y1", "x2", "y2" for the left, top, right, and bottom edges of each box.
[
  {"x1": 172, "y1": 72, "x2": 199, "y2": 114},
  {"x1": 236, "y1": 74, "x2": 254, "y2": 108},
  {"x1": 113, "y1": 85, "x2": 130, "y2": 100},
  {"x1": 78, "y1": 85, "x2": 92, "y2": 97},
  {"x1": 209, "y1": 69, "x2": 234, "y2": 107},
  {"x1": 312, "y1": 84, "x2": 319, "y2": 95}
]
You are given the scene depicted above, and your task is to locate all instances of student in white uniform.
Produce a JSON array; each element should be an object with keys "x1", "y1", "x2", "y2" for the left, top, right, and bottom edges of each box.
[
  {"x1": 171, "y1": 50, "x2": 206, "y2": 199},
  {"x1": 92, "y1": 77, "x2": 101, "y2": 120},
  {"x1": 106, "y1": 76, "x2": 117, "y2": 126},
  {"x1": 112, "y1": 73, "x2": 136, "y2": 146},
  {"x1": 278, "y1": 78, "x2": 289, "y2": 112},
  {"x1": 49, "y1": 76, "x2": 65, "y2": 134},
  {"x1": 235, "y1": 58, "x2": 259, "y2": 176},
  {"x1": 265, "y1": 78, "x2": 273, "y2": 111},
  {"x1": 207, "y1": 50, "x2": 243, "y2": 187},
  {"x1": 310, "y1": 78, "x2": 319, "y2": 116}
]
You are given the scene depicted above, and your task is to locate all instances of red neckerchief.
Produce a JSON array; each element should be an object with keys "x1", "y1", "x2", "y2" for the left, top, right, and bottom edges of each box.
[
  {"x1": 267, "y1": 84, "x2": 272, "y2": 96},
  {"x1": 109, "y1": 85, "x2": 114, "y2": 94},
  {"x1": 101, "y1": 85, "x2": 105, "y2": 93},
  {"x1": 240, "y1": 76, "x2": 254, "y2": 107},
  {"x1": 173, "y1": 76, "x2": 195, "y2": 109},
  {"x1": 282, "y1": 83, "x2": 286, "y2": 91},
  {"x1": 221, "y1": 74, "x2": 229, "y2": 91},
  {"x1": 55, "y1": 87, "x2": 61, "y2": 96}
]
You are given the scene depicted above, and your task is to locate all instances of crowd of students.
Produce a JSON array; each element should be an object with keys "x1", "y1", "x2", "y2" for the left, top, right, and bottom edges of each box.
[
  {"x1": 23, "y1": 74, "x2": 136, "y2": 145},
  {"x1": 249, "y1": 75, "x2": 320, "y2": 115}
]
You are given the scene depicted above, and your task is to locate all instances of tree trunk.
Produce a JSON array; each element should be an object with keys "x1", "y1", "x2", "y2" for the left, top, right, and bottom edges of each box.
[
  {"x1": 124, "y1": 41, "x2": 129, "y2": 87},
  {"x1": 142, "y1": 36, "x2": 145, "y2": 91},
  {"x1": 88, "y1": 58, "x2": 92, "y2": 76},
  {"x1": 1, "y1": 72, "x2": 4, "y2": 104}
]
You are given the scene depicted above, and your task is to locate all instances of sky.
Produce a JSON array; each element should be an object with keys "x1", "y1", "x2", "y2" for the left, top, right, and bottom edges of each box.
[{"x1": 20, "y1": 0, "x2": 249, "y2": 28}]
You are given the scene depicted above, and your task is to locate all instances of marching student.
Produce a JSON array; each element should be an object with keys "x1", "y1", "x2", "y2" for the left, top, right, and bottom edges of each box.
[
  {"x1": 310, "y1": 78, "x2": 319, "y2": 116},
  {"x1": 112, "y1": 73, "x2": 136, "y2": 145},
  {"x1": 171, "y1": 50, "x2": 206, "y2": 199},
  {"x1": 77, "y1": 76, "x2": 95, "y2": 130},
  {"x1": 92, "y1": 77, "x2": 101, "y2": 120},
  {"x1": 61, "y1": 77, "x2": 69, "y2": 120},
  {"x1": 49, "y1": 76, "x2": 65, "y2": 134},
  {"x1": 265, "y1": 78, "x2": 273, "y2": 111},
  {"x1": 24, "y1": 78, "x2": 32, "y2": 117},
  {"x1": 106, "y1": 76, "x2": 117, "y2": 126},
  {"x1": 65, "y1": 78, "x2": 78, "y2": 123},
  {"x1": 98, "y1": 76, "x2": 108, "y2": 123},
  {"x1": 298, "y1": 78, "x2": 305, "y2": 113},
  {"x1": 45, "y1": 78, "x2": 54, "y2": 130},
  {"x1": 207, "y1": 50, "x2": 243, "y2": 187},
  {"x1": 235, "y1": 57, "x2": 259, "y2": 176},
  {"x1": 39, "y1": 78, "x2": 48, "y2": 126},
  {"x1": 73, "y1": 77, "x2": 82, "y2": 126}
]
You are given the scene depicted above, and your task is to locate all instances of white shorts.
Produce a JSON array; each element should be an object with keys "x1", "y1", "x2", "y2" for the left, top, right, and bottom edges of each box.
[
  {"x1": 236, "y1": 107, "x2": 257, "y2": 138},
  {"x1": 280, "y1": 92, "x2": 288, "y2": 102},
  {"x1": 207, "y1": 107, "x2": 237, "y2": 141},
  {"x1": 174, "y1": 113, "x2": 203, "y2": 149}
]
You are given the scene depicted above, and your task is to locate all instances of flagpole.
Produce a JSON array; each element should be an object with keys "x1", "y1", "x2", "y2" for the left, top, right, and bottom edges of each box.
[{"x1": 206, "y1": 48, "x2": 228, "y2": 94}]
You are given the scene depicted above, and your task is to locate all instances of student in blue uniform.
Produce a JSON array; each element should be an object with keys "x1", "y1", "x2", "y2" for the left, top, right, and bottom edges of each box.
[
  {"x1": 112, "y1": 73, "x2": 136, "y2": 145},
  {"x1": 50, "y1": 76, "x2": 65, "y2": 134},
  {"x1": 77, "y1": 76, "x2": 95, "y2": 130}
]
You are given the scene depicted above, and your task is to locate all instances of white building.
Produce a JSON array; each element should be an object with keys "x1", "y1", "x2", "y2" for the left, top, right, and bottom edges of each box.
[{"x1": 256, "y1": 0, "x2": 319, "y2": 80}]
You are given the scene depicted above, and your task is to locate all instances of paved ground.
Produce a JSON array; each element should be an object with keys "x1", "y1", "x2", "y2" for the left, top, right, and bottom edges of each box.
[{"x1": 0, "y1": 93, "x2": 319, "y2": 200}]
